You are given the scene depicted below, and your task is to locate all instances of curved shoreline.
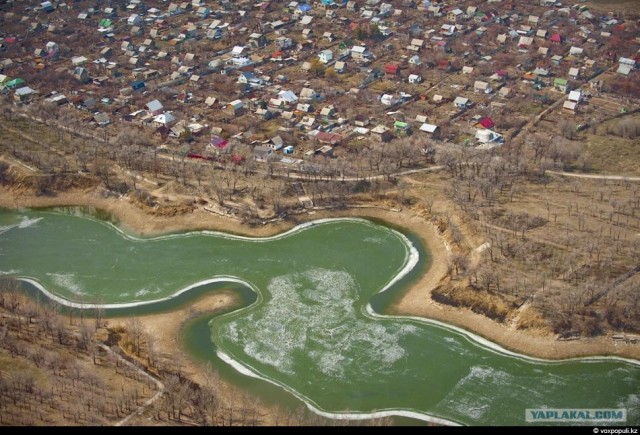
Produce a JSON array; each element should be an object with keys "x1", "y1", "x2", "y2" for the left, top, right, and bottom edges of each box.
[{"x1": 1, "y1": 188, "x2": 639, "y2": 362}]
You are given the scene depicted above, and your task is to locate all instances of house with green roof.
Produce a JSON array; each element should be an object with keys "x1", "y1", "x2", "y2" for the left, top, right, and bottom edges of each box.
[
  {"x1": 554, "y1": 78, "x2": 569, "y2": 93},
  {"x1": 4, "y1": 78, "x2": 25, "y2": 89}
]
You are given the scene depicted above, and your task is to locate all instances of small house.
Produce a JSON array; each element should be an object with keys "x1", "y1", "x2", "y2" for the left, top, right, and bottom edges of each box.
[
  {"x1": 354, "y1": 114, "x2": 370, "y2": 127},
  {"x1": 298, "y1": 116, "x2": 317, "y2": 130},
  {"x1": 320, "y1": 105, "x2": 335, "y2": 119},
  {"x1": 249, "y1": 33, "x2": 267, "y2": 48},
  {"x1": 568, "y1": 90, "x2": 583, "y2": 103},
  {"x1": 408, "y1": 74, "x2": 422, "y2": 84},
  {"x1": 128, "y1": 14, "x2": 142, "y2": 26},
  {"x1": 73, "y1": 67, "x2": 90, "y2": 83},
  {"x1": 300, "y1": 88, "x2": 318, "y2": 101},
  {"x1": 394, "y1": 121, "x2": 411, "y2": 135},
  {"x1": 153, "y1": 112, "x2": 176, "y2": 127},
  {"x1": 14, "y1": 86, "x2": 36, "y2": 103},
  {"x1": 380, "y1": 94, "x2": 400, "y2": 106},
  {"x1": 475, "y1": 129, "x2": 504, "y2": 145},
  {"x1": 227, "y1": 100, "x2": 245, "y2": 115},
  {"x1": 437, "y1": 59, "x2": 450, "y2": 71},
  {"x1": 518, "y1": 36, "x2": 534, "y2": 49},
  {"x1": 453, "y1": 96, "x2": 471, "y2": 110},
  {"x1": 477, "y1": 117, "x2": 495, "y2": 130},
  {"x1": 474, "y1": 80, "x2": 492, "y2": 94},
  {"x1": 266, "y1": 136, "x2": 284, "y2": 151},
  {"x1": 318, "y1": 50, "x2": 333, "y2": 64},
  {"x1": 315, "y1": 145, "x2": 333, "y2": 158},
  {"x1": 408, "y1": 55, "x2": 421, "y2": 66},
  {"x1": 563, "y1": 100, "x2": 577, "y2": 113},
  {"x1": 296, "y1": 103, "x2": 313, "y2": 113},
  {"x1": 351, "y1": 45, "x2": 371, "y2": 61},
  {"x1": 371, "y1": 125, "x2": 393, "y2": 142},
  {"x1": 196, "y1": 6, "x2": 210, "y2": 18},
  {"x1": 554, "y1": 78, "x2": 569, "y2": 93},
  {"x1": 385, "y1": 63, "x2": 400, "y2": 78},
  {"x1": 569, "y1": 46, "x2": 583, "y2": 57},
  {"x1": 275, "y1": 37, "x2": 293, "y2": 49},
  {"x1": 407, "y1": 38, "x2": 424, "y2": 51},
  {"x1": 131, "y1": 80, "x2": 146, "y2": 92},
  {"x1": 550, "y1": 33, "x2": 562, "y2": 44},
  {"x1": 498, "y1": 87, "x2": 511, "y2": 98},
  {"x1": 617, "y1": 64, "x2": 632, "y2": 76},
  {"x1": 71, "y1": 56, "x2": 88, "y2": 67},
  {"x1": 315, "y1": 132, "x2": 342, "y2": 146},
  {"x1": 145, "y1": 99, "x2": 163, "y2": 115},
  {"x1": 448, "y1": 8, "x2": 463, "y2": 22},
  {"x1": 93, "y1": 112, "x2": 111, "y2": 126},
  {"x1": 254, "y1": 145, "x2": 274, "y2": 162},
  {"x1": 568, "y1": 67, "x2": 580, "y2": 80},
  {"x1": 419, "y1": 123, "x2": 440, "y2": 139}
]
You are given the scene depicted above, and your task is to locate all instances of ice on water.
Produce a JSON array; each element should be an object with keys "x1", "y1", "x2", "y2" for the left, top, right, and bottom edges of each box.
[
  {"x1": 47, "y1": 272, "x2": 86, "y2": 296},
  {"x1": 220, "y1": 268, "x2": 418, "y2": 380}
]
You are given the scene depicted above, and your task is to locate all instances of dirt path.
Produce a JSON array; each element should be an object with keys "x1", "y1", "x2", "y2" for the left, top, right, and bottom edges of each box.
[
  {"x1": 95, "y1": 343, "x2": 166, "y2": 427},
  {"x1": 546, "y1": 170, "x2": 640, "y2": 182}
]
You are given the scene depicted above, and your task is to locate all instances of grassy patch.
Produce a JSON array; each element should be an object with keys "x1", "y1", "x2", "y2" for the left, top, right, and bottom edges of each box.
[{"x1": 583, "y1": 132, "x2": 640, "y2": 175}]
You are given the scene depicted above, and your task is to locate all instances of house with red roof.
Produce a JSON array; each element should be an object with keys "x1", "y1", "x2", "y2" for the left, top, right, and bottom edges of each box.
[
  {"x1": 477, "y1": 117, "x2": 495, "y2": 129},
  {"x1": 550, "y1": 33, "x2": 563, "y2": 44},
  {"x1": 385, "y1": 63, "x2": 400, "y2": 78}
]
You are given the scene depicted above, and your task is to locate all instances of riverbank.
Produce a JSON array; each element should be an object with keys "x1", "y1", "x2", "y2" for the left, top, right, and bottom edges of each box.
[{"x1": 1, "y1": 187, "x2": 639, "y2": 366}]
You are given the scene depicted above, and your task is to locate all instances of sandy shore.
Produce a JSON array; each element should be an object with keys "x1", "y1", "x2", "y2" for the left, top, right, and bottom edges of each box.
[{"x1": 2, "y1": 187, "x2": 639, "y2": 365}]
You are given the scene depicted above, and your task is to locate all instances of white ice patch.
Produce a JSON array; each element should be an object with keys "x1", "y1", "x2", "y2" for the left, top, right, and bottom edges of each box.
[
  {"x1": 362, "y1": 236, "x2": 384, "y2": 244},
  {"x1": 220, "y1": 268, "x2": 416, "y2": 381},
  {"x1": 18, "y1": 216, "x2": 43, "y2": 229},
  {"x1": 0, "y1": 225, "x2": 16, "y2": 235},
  {"x1": 47, "y1": 272, "x2": 86, "y2": 296},
  {"x1": 134, "y1": 288, "x2": 150, "y2": 297}
]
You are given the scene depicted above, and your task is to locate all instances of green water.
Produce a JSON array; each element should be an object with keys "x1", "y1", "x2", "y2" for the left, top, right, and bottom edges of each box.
[{"x1": 1, "y1": 207, "x2": 638, "y2": 425}]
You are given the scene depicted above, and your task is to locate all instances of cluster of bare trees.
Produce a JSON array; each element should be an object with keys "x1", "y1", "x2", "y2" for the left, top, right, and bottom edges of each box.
[
  {"x1": 433, "y1": 136, "x2": 640, "y2": 336},
  {"x1": 0, "y1": 278, "x2": 160, "y2": 425},
  {"x1": 604, "y1": 118, "x2": 640, "y2": 139}
]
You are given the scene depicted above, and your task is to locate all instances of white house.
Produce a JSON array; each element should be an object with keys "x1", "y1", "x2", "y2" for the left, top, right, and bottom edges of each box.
[
  {"x1": 351, "y1": 45, "x2": 371, "y2": 61},
  {"x1": 568, "y1": 90, "x2": 583, "y2": 103},
  {"x1": 568, "y1": 67, "x2": 580, "y2": 79},
  {"x1": 408, "y1": 74, "x2": 422, "y2": 84},
  {"x1": 153, "y1": 112, "x2": 176, "y2": 127},
  {"x1": 408, "y1": 55, "x2": 421, "y2": 65},
  {"x1": 300, "y1": 88, "x2": 318, "y2": 101},
  {"x1": 454, "y1": 96, "x2": 471, "y2": 109},
  {"x1": 380, "y1": 94, "x2": 399, "y2": 106},
  {"x1": 318, "y1": 49, "x2": 333, "y2": 64},
  {"x1": 277, "y1": 90, "x2": 298, "y2": 104},
  {"x1": 419, "y1": 123, "x2": 440, "y2": 137},
  {"x1": 231, "y1": 46, "x2": 247, "y2": 57},
  {"x1": 128, "y1": 14, "x2": 142, "y2": 26},
  {"x1": 474, "y1": 80, "x2": 492, "y2": 94},
  {"x1": 617, "y1": 64, "x2": 632, "y2": 76},
  {"x1": 145, "y1": 99, "x2": 163, "y2": 115},
  {"x1": 475, "y1": 129, "x2": 504, "y2": 145}
]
